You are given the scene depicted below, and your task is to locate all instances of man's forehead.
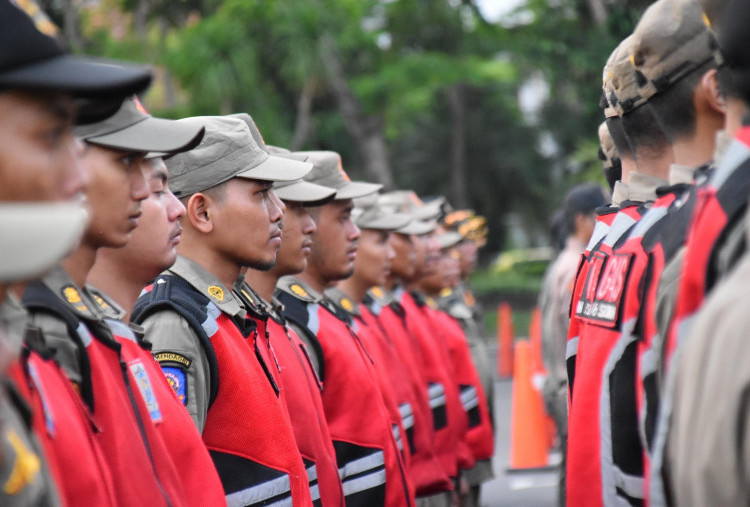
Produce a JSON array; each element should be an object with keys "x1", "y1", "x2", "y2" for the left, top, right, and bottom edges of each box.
[{"x1": 0, "y1": 89, "x2": 75, "y2": 121}]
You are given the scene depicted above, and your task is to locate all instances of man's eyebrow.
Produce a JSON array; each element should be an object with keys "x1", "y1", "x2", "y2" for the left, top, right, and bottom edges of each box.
[
  {"x1": 151, "y1": 169, "x2": 168, "y2": 183},
  {"x1": 43, "y1": 99, "x2": 75, "y2": 122}
]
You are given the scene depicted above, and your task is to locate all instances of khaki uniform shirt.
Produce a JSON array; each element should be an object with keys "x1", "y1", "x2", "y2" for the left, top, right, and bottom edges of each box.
[
  {"x1": 628, "y1": 172, "x2": 668, "y2": 204},
  {"x1": 611, "y1": 181, "x2": 629, "y2": 208},
  {"x1": 665, "y1": 247, "x2": 750, "y2": 506},
  {"x1": 140, "y1": 256, "x2": 246, "y2": 432}
]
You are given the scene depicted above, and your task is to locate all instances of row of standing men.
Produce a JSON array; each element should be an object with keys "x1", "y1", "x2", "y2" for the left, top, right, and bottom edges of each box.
[
  {"x1": 0, "y1": 3, "x2": 496, "y2": 506},
  {"x1": 541, "y1": 0, "x2": 750, "y2": 505}
]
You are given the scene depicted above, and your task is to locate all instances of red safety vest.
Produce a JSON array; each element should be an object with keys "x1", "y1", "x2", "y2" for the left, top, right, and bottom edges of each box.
[
  {"x1": 665, "y1": 127, "x2": 750, "y2": 375},
  {"x1": 399, "y1": 290, "x2": 474, "y2": 476},
  {"x1": 24, "y1": 282, "x2": 189, "y2": 507},
  {"x1": 104, "y1": 318, "x2": 226, "y2": 506},
  {"x1": 277, "y1": 280, "x2": 414, "y2": 507},
  {"x1": 365, "y1": 293, "x2": 454, "y2": 497},
  {"x1": 8, "y1": 347, "x2": 118, "y2": 507},
  {"x1": 428, "y1": 307, "x2": 494, "y2": 462},
  {"x1": 234, "y1": 282, "x2": 344, "y2": 507},
  {"x1": 567, "y1": 204, "x2": 645, "y2": 507},
  {"x1": 133, "y1": 276, "x2": 312, "y2": 507}
]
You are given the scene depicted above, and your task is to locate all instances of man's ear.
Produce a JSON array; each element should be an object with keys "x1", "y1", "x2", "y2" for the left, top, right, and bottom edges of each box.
[
  {"x1": 186, "y1": 193, "x2": 215, "y2": 234},
  {"x1": 700, "y1": 68, "x2": 726, "y2": 115}
]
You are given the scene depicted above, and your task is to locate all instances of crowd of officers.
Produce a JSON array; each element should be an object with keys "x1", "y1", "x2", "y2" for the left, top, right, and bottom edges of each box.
[
  {"x1": 539, "y1": 0, "x2": 750, "y2": 505},
  {"x1": 0, "y1": 1, "x2": 498, "y2": 506}
]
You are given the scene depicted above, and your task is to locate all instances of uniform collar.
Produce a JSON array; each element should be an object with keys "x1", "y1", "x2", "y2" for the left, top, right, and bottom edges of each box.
[
  {"x1": 324, "y1": 287, "x2": 361, "y2": 317},
  {"x1": 276, "y1": 275, "x2": 324, "y2": 304},
  {"x1": 611, "y1": 181, "x2": 629, "y2": 207},
  {"x1": 233, "y1": 278, "x2": 270, "y2": 320},
  {"x1": 168, "y1": 256, "x2": 245, "y2": 317},
  {"x1": 668, "y1": 163, "x2": 697, "y2": 186},
  {"x1": 628, "y1": 172, "x2": 668, "y2": 203},
  {"x1": 40, "y1": 264, "x2": 103, "y2": 320},
  {"x1": 86, "y1": 285, "x2": 127, "y2": 320}
]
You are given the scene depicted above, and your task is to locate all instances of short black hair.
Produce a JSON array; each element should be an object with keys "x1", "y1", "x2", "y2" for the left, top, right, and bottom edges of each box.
[
  {"x1": 622, "y1": 103, "x2": 671, "y2": 160},
  {"x1": 646, "y1": 61, "x2": 717, "y2": 143},
  {"x1": 563, "y1": 183, "x2": 607, "y2": 237},
  {"x1": 605, "y1": 117, "x2": 633, "y2": 160},
  {"x1": 717, "y1": 64, "x2": 741, "y2": 101}
]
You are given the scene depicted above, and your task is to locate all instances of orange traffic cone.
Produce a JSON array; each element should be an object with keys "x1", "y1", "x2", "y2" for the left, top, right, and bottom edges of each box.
[
  {"x1": 496, "y1": 303, "x2": 514, "y2": 378},
  {"x1": 509, "y1": 341, "x2": 550, "y2": 470}
]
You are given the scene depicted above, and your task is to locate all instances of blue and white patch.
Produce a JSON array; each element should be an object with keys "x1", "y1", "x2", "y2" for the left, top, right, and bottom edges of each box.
[
  {"x1": 161, "y1": 366, "x2": 188, "y2": 406},
  {"x1": 129, "y1": 361, "x2": 163, "y2": 422}
]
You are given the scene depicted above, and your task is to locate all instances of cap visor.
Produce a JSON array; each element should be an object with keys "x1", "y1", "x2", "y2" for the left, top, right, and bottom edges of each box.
[
  {"x1": 273, "y1": 180, "x2": 337, "y2": 204},
  {"x1": 334, "y1": 181, "x2": 383, "y2": 200},
  {"x1": 397, "y1": 219, "x2": 437, "y2": 235},
  {"x1": 0, "y1": 203, "x2": 87, "y2": 283},
  {"x1": 0, "y1": 54, "x2": 152, "y2": 98},
  {"x1": 237, "y1": 154, "x2": 312, "y2": 182},
  {"x1": 358, "y1": 212, "x2": 413, "y2": 231},
  {"x1": 85, "y1": 117, "x2": 205, "y2": 154},
  {"x1": 413, "y1": 201, "x2": 443, "y2": 221}
]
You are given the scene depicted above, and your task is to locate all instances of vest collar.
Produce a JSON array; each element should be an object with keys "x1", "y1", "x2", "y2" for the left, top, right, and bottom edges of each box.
[
  {"x1": 611, "y1": 181, "x2": 629, "y2": 208},
  {"x1": 628, "y1": 172, "x2": 668, "y2": 203},
  {"x1": 168, "y1": 256, "x2": 245, "y2": 317}
]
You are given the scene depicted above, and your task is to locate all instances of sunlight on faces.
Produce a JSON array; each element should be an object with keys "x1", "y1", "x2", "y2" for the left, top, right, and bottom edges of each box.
[
  {"x1": 108, "y1": 157, "x2": 185, "y2": 279},
  {"x1": 388, "y1": 232, "x2": 416, "y2": 280},
  {"x1": 208, "y1": 178, "x2": 285, "y2": 271},
  {"x1": 353, "y1": 229, "x2": 394, "y2": 289},
  {"x1": 308, "y1": 199, "x2": 361, "y2": 282},
  {"x1": 79, "y1": 145, "x2": 148, "y2": 249},
  {"x1": 275, "y1": 201, "x2": 317, "y2": 276},
  {"x1": 0, "y1": 91, "x2": 86, "y2": 203}
]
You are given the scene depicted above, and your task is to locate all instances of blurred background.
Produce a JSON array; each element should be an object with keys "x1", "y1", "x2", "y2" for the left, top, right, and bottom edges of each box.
[{"x1": 34, "y1": 0, "x2": 652, "y2": 327}]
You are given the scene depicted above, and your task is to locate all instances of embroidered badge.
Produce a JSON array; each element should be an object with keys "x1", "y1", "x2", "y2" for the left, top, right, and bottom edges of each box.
[
  {"x1": 2, "y1": 429, "x2": 41, "y2": 495},
  {"x1": 340, "y1": 297, "x2": 354, "y2": 312},
  {"x1": 290, "y1": 284, "x2": 309, "y2": 298},
  {"x1": 207, "y1": 285, "x2": 224, "y2": 301},
  {"x1": 61, "y1": 285, "x2": 88, "y2": 313},
  {"x1": 129, "y1": 361, "x2": 163, "y2": 422},
  {"x1": 154, "y1": 351, "x2": 192, "y2": 369},
  {"x1": 161, "y1": 367, "x2": 188, "y2": 406},
  {"x1": 92, "y1": 293, "x2": 109, "y2": 311},
  {"x1": 371, "y1": 286, "x2": 384, "y2": 298},
  {"x1": 440, "y1": 287, "x2": 452, "y2": 298}
]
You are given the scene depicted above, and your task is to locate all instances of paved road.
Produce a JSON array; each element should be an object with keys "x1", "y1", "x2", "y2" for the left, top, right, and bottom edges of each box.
[{"x1": 479, "y1": 378, "x2": 560, "y2": 507}]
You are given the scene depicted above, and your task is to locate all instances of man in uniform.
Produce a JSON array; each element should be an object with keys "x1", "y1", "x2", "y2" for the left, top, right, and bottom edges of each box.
[
  {"x1": 131, "y1": 115, "x2": 316, "y2": 506},
  {"x1": 0, "y1": 2, "x2": 153, "y2": 504},
  {"x1": 275, "y1": 151, "x2": 417, "y2": 506},
  {"x1": 539, "y1": 183, "x2": 606, "y2": 506}
]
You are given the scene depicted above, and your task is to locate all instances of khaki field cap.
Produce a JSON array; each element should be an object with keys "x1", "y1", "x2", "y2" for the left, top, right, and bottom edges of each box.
[
  {"x1": 436, "y1": 231, "x2": 463, "y2": 250},
  {"x1": 166, "y1": 116, "x2": 312, "y2": 198},
  {"x1": 352, "y1": 194, "x2": 412, "y2": 231},
  {"x1": 296, "y1": 151, "x2": 382, "y2": 200},
  {"x1": 630, "y1": 0, "x2": 722, "y2": 101},
  {"x1": 602, "y1": 36, "x2": 646, "y2": 117},
  {"x1": 377, "y1": 190, "x2": 440, "y2": 235},
  {"x1": 0, "y1": 203, "x2": 87, "y2": 283},
  {"x1": 75, "y1": 96, "x2": 205, "y2": 155}
]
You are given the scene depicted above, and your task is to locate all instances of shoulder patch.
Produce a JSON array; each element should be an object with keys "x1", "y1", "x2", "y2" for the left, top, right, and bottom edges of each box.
[
  {"x1": 161, "y1": 367, "x2": 188, "y2": 406},
  {"x1": 154, "y1": 351, "x2": 192, "y2": 369},
  {"x1": 291, "y1": 284, "x2": 309, "y2": 298},
  {"x1": 61, "y1": 285, "x2": 88, "y2": 313},
  {"x1": 340, "y1": 297, "x2": 354, "y2": 312},
  {"x1": 440, "y1": 287, "x2": 453, "y2": 298},
  {"x1": 371, "y1": 286, "x2": 385, "y2": 299},
  {"x1": 207, "y1": 285, "x2": 224, "y2": 302},
  {"x1": 276, "y1": 278, "x2": 321, "y2": 303}
]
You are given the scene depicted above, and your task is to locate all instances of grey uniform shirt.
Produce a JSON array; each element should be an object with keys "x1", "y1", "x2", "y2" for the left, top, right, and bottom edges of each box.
[{"x1": 140, "y1": 256, "x2": 246, "y2": 432}]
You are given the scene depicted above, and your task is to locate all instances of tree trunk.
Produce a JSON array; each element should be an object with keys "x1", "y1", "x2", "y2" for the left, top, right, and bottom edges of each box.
[
  {"x1": 290, "y1": 77, "x2": 316, "y2": 151},
  {"x1": 585, "y1": 0, "x2": 608, "y2": 26},
  {"x1": 447, "y1": 83, "x2": 470, "y2": 209},
  {"x1": 134, "y1": 0, "x2": 150, "y2": 39},
  {"x1": 318, "y1": 35, "x2": 395, "y2": 188}
]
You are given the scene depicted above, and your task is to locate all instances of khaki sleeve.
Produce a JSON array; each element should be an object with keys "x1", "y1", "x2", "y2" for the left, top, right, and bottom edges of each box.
[
  {"x1": 654, "y1": 247, "x2": 684, "y2": 390},
  {"x1": 26, "y1": 311, "x2": 84, "y2": 385},
  {"x1": 140, "y1": 310, "x2": 211, "y2": 433}
]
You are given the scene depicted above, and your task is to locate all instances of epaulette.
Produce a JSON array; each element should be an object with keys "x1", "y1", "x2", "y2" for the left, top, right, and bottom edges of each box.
[
  {"x1": 275, "y1": 276, "x2": 322, "y2": 304},
  {"x1": 366, "y1": 286, "x2": 394, "y2": 307},
  {"x1": 86, "y1": 286, "x2": 126, "y2": 320},
  {"x1": 232, "y1": 280, "x2": 269, "y2": 321},
  {"x1": 324, "y1": 287, "x2": 360, "y2": 318}
]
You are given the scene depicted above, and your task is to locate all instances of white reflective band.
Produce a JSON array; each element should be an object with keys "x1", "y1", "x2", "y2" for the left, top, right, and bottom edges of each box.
[
  {"x1": 614, "y1": 465, "x2": 645, "y2": 500},
  {"x1": 630, "y1": 207, "x2": 668, "y2": 239},
  {"x1": 402, "y1": 414, "x2": 415, "y2": 430},
  {"x1": 460, "y1": 386, "x2": 478, "y2": 408},
  {"x1": 393, "y1": 424, "x2": 402, "y2": 450},
  {"x1": 308, "y1": 303, "x2": 321, "y2": 335},
  {"x1": 604, "y1": 213, "x2": 637, "y2": 247},
  {"x1": 639, "y1": 348, "x2": 657, "y2": 380},
  {"x1": 309, "y1": 484, "x2": 320, "y2": 502},
  {"x1": 429, "y1": 394, "x2": 447, "y2": 408},
  {"x1": 202, "y1": 302, "x2": 221, "y2": 338},
  {"x1": 225, "y1": 474, "x2": 291, "y2": 507},
  {"x1": 566, "y1": 337, "x2": 579, "y2": 360},
  {"x1": 428, "y1": 383, "x2": 445, "y2": 398},
  {"x1": 105, "y1": 318, "x2": 136, "y2": 342},
  {"x1": 306, "y1": 464, "x2": 318, "y2": 483},
  {"x1": 587, "y1": 221, "x2": 610, "y2": 251},
  {"x1": 342, "y1": 469, "x2": 387, "y2": 496},
  {"x1": 713, "y1": 140, "x2": 750, "y2": 189},
  {"x1": 76, "y1": 322, "x2": 92, "y2": 347},
  {"x1": 462, "y1": 394, "x2": 480, "y2": 412},
  {"x1": 338, "y1": 451, "x2": 385, "y2": 479}
]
